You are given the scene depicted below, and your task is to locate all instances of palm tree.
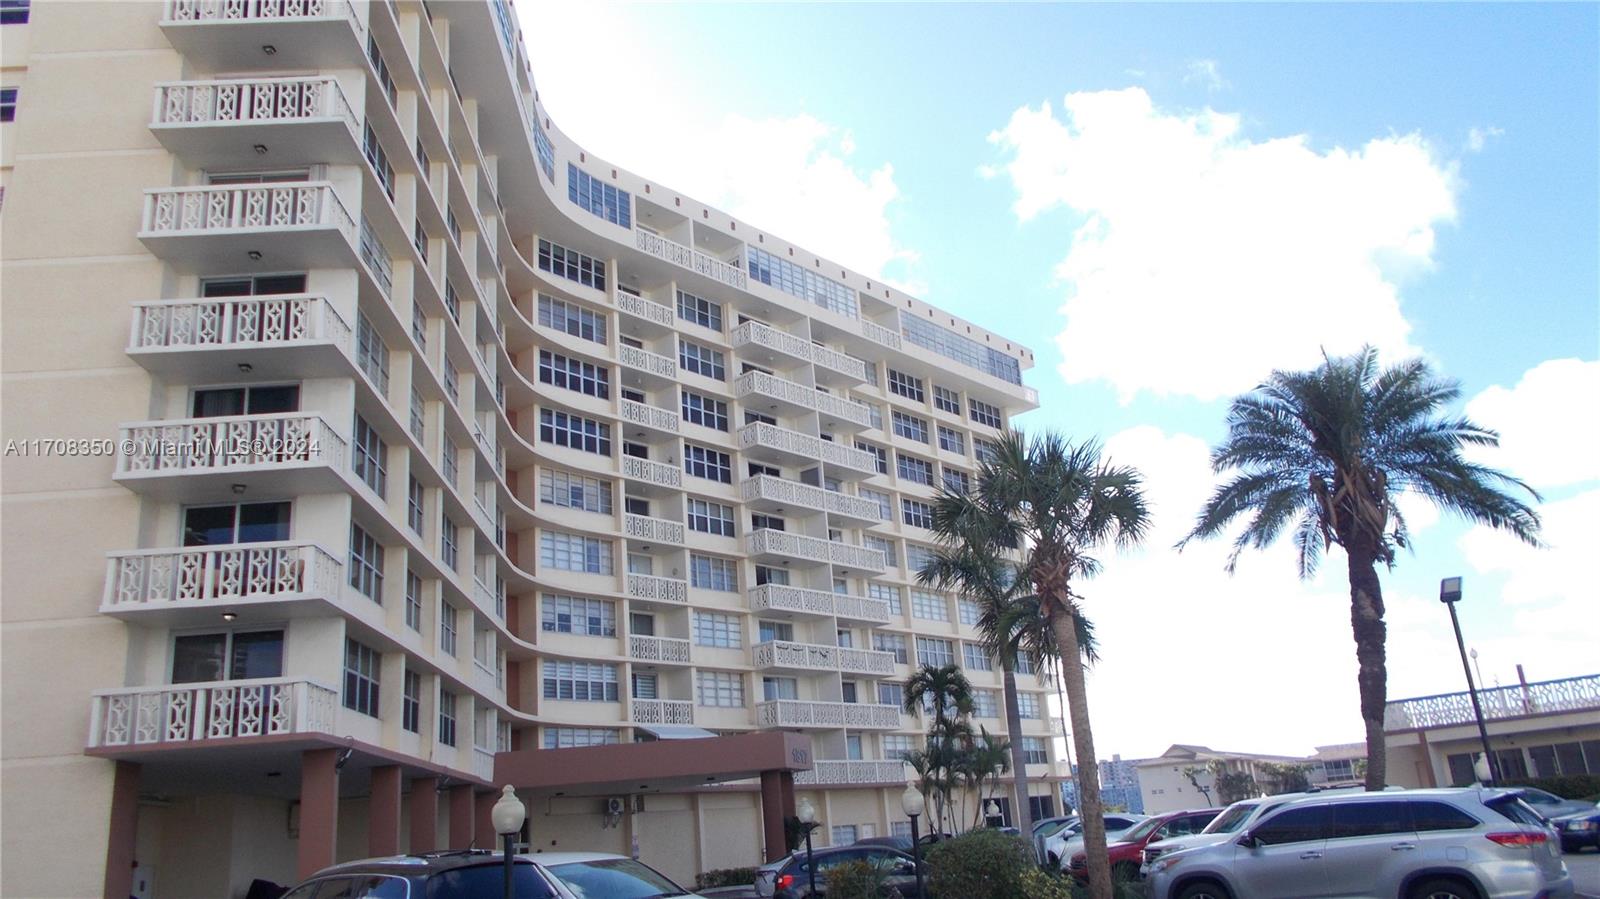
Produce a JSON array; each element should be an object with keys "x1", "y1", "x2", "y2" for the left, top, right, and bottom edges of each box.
[
  {"x1": 903, "y1": 663, "x2": 974, "y2": 833},
  {"x1": 962, "y1": 727, "x2": 1012, "y2": 828},
  {"x1": 1182, "y1": 347, "x2": 1541, "y2": 790},
  {"x1": 955, "y1": 431, "x2": 1151, "y2": 899}
]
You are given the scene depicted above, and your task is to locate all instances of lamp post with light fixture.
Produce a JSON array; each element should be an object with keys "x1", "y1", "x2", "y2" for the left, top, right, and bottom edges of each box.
[
  {"x1": 797, "y1": 797, "x2": 819, "y2": 898},
  {"x1": 491, "y1": 784, "x2": 526, "y2": 899},
  {"x1": 900, "y1": 784, "x2": 925, "y2": 899},
  {"x1": 985, "y1": 800, "x2": 1002, "y2": 828},
  {"x1": 1440, "y1": 576, "x2": 1499, "y2": 785}
]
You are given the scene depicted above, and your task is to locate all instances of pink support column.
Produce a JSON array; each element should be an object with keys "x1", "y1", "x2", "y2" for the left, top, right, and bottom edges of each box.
[
  {"x1": 297, "y1": 749, "x2": 339, "y2": 878},
  {"x1": 369, "y1": 765, "x2": 403, "y2": 857},
  {"x1": 448, "y1": 785, "x2": 476, "y2": 849},
  {"x1": 409, "y1": 776, "x2": 440, "y2": 853},
  {"x1": 102, "y1": 761, "x2": 140, "y2": 899}
]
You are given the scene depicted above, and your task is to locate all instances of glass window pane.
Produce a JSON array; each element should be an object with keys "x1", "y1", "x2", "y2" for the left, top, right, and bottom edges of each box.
[
  {"x1": 237, "y1": 502, "x2": 292, "y2": 543},
  {"x1": 247, "y1": 385, "x2": 300, "y2": 414},
  {"x1": 230, "y1": 630, "x2": 285, "y2": 679},
  {"x1": 183, "y1": 505, "x2": 238, "y2": 547},
  {"x1": 172, "y1": 633, "x2": 228, "y2": 683},
  {"x1": 192, "y1": 388, "x2": 246, "y2": 418}
]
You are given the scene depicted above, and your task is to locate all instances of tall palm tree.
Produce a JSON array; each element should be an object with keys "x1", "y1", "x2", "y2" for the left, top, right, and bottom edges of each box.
[
  {"x1": 954, "y1": 431, "x2": 1150, "y2": 899},
  {"x1": 962, "y1": 726, "x2": 1012, "y2": 828},
  {"x1": 1182, "y1": 347, "x2": 1540, "y2": 790},
  {"x1": 903, "y1": 663, "x2": 974, "y2": 833}
]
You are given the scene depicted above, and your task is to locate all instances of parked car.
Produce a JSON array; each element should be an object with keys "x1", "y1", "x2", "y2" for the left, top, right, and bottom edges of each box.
[
  {"x1": 1139, "y1": 785, "x2": 1384, "y2": 870},
  {"x1": 279, "y1": 849, "x2": 707, "y2": 899},
  {"x1": 1142, "y1": 787, "x2": 1573, "y2": 899},
  {"x1": 1067, "y1": 808, "x2": 1221, "y2": 882},
  {"x1": 754, "y1": 845, "x2": 924, "y2": 899},
  {"x1": 1554, "y1": 805, "x2": 1600, "y2": 853},
  {"x1": 1044, "y1": 814, "x2": 1147, "y2": 869},
  {"x1": 1514, "y1": 786, "x2": 1598, "y2": 821}
]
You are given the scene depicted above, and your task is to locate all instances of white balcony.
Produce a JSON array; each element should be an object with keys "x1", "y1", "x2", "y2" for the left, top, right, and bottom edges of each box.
[
  {"x1": 860, "y1": 320, "x2": 903, "y2": 351},
  {"x1": 139, "y1": 182, "x2": 357, "y2": 272},
  {"x1": 160, "y1": 0, "x2": 365, "y2": 70},
  {"x1": 631, "y1": 698, "x2": 694, "y2": 726},
  {"x1": 737, "y1": 422, "x2": 879, "y2": 479},
  {"x1": 114, "y1": 412, "x2": 348, "y2": 501},
  {"x1": 731, "y1": 321, "x2": 870, "y2": 384},
  {"x1": 472, "y1": 746, "x2": 496, "y2": 782},
  {"x1": 753, "y1": 640, "x2": 896, "y2": 676},
  {"x1": 1384, "y1": 674, "x2": 1600, "y2": 731},
  {"x1": 746, "y1": 529, "x2": 885, "y2": 573},
  {"x1": 102, "y1": 542, "x2": 342, "y2": 622},
  {"x1": 88, "y1": 677, "x2": 338, "y2": 749},
  {"x1": 623, "y1": 514, "x2": 684, "y2": 546},
  {"x1": 633, "y1": 229, "x2": 747, "y2": 291},
  {"x1": 748, "y1": 584, "x2": 892, "y2": 625},
  {"x1": 626, "y1": 573, "x2": 687, "y2": 605},
  {"x1": 615, "y1": 291, "x2": 676, "y2": 329},
  {"x1": 620, "y1": 455, "x2": 681, "y2": 489},
  {"x1": 740, "y1": 475, "x2": 882, "y2": 526},
  {"x1": 794, "y1": 759, "x2": 909, "y2": 787},
  {"x1": 619, "y1": 399, "x2": 679, "y2": 435},
  {"x1": 754, "y1": 700, "x2": 901, "y2": 731},
  {"x1": 618, "y1": 344, "x2": 678, "y2": 383},
  {"x1": 832, "y1": 593, "x2": 895, "y2": 626},
  {"x1": 735, "y1": 371, "x2": 871, "y2": 429},
  {"x1": 127, "y1": 294, "x2": 353, "y2": 380},
  {"x1": 151, "y1": 77, "x2": 360, "y2": 168},
  {"x1": 628, "y1": 634, "x2": 691, "y2": 664}
]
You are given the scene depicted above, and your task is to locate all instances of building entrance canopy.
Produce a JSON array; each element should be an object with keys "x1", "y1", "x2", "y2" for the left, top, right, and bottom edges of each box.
[{"x1": 495, "y1": 731, "x2": 813, "y2": 796}]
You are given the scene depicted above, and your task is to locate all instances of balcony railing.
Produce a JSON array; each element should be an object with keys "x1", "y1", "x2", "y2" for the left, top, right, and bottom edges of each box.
[
  {"x1": 142, "y1": 182, "x2": 355, "y2": 242},
  {"x1": 619, "y1": 399, "x2": 679, "y2": 434},
  {"x1": 163, "y1": 0, "x2": 358, "y2": 25},
  {"x1": 626, "y1": 573, "x2": 687, "y2": 605},
  {"x1": 129, "y1": 294, "x2": 351, "y2": 354},
  {"x1": 754, "y1": 700, "x2": 901, "y2": 730},
  {"x1": 104, "y1": 542, "x2": 341, "y2": 609},
  {"x1": 749, "y1": 584, "x2": 836, "y2": 617},
  {"x1": 624, "y1": 514, "x2": 684, "y2": 546},
  {"x1": 734, "y1": 371, "x2": 871, "y2": 427},
  {"x1": 615, "y1": 292, "x2": 675, "y2": 328},
  {"x1": 810, "y1": 343, "x2": 871, "y2": 382},
  {"x1": 731, "y1": 321, "x2": 870, "y2": 382},
  {"x1": 153, "y1": 77, "x2": 356, "y2": 133},
  {"x1": 1384, "y1": 674, "x2": 1600, "y2": 731},
  {"x1": 88, "y1": 677, "x2": 337, "y2": 748},
  {"x1": 620, "y1": 455, "x2": 681, "y2": 489},
  {"x1": 116, "y1": 413, "x2": 345, "y2": 475},
  {"x1": 618, "y1": 344, "x2": 677, "y2": 380},
  {"x1": 833, "y1": 594, "x2": 894, "y2": 625},
  {"x1": 794, "y1": 759, "x2": 909, "y2": 786},
  {"x1": 737, "y1": 422, "x2": 880, "y2": 477},
  {"x1": 741, "y1": 475, "x2": 882, "y2": 522},
  {"x1": 472, "y1": 746, "x2": 496, "y2": 782},
  {"x1": 753, "y1": 640, "x2": 896, "y2": 676},
  {"x1": 629, "y1": 635, "x2": 691, "y2": 664},
  {"x1": 634, "y1": 229, "x2": 747, "y2": 290},
  {"x1": 746, "y1": 529, "x2": 886, "y2": 573},
  {"x1": 631, "y1": 698, "x2": 694, "y2": 726},
  {"x1": 861, "y1": 320, "x2": 903, "y2": 351}
]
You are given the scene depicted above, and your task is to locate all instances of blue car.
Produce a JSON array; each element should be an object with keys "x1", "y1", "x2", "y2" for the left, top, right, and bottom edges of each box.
[{"x1": 1554, "y1": 805, "x2": 1600, "y2": 853}]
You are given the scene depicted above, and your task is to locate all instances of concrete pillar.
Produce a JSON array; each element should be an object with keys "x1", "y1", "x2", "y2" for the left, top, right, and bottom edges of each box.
[
  {"x1": 298, "y1": 748, "x2": 339, "y2": 878},
  {"x1": 760, "y1": 770, "x2": 787, "y2": 863},
  {"x1": 369, "y1": 765, "x2": 403, "y2": 857},
  {"x1": 102, "y1": 761, "x2": 140, "y2": 899},
  {"x1": 780, "y1": 771, "x2": 797, "y2": 821},
  {"x1": 475, "y1": 790, "x2": 495, "y2": 850},
  {"x1": 409, "y1": 776, "x2": 440, "y2": 853},
  {"x1": 448, "y1": 784, "x2": 475, "y2": 849}
]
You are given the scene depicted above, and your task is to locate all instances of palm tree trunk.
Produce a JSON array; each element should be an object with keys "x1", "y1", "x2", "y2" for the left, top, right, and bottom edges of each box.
[
  {"x1": 1001, "y1": 664, "x2": 1036, "y2": 838},
  {"x1": 1049, "y1": 607, "x2": 1112, "y2": 899},
  {"x1": 1346, "y1": 544, "x2": 1389, "y2": 791}
]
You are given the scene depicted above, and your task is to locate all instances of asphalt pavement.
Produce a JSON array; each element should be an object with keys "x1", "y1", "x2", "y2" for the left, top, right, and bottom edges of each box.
[{"x1": 1568, "y1": 849, "x2": 1600, "y2": 899}]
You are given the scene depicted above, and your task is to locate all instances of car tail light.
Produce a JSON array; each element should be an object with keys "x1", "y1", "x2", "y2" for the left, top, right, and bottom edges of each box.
[
  {"x1": 1486, "y1": 831, "x2": 1548, "y2": 847},
  {"x1": 776, "y1": 874, "x2": 794, "y2": 891}
]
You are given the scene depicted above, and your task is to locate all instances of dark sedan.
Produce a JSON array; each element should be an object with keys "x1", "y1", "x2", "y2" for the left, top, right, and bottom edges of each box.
[
  {"x1": 1554, "y1": 805, "x2": 1600, "y2": 853},
  {"x1": 754, "y1": 845, "x2": 923, "y2": 899}
]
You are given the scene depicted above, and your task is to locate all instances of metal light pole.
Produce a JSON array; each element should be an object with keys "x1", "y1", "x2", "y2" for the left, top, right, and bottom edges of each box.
[
  {"x1": 491, "y1": 785, "x2": 527, "y2": 899},
  {"x1": 900, "y1": 784, "x2": 926, "y2": 899},
  {"x1": 1440, "y1": 577, "x2": 1500, "y2": 785},
  {"x1": 797, "y1": 798, "x2": 818, "y2": 898}
]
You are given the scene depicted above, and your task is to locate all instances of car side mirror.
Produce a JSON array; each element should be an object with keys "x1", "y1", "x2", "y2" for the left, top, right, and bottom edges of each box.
[
  {"x1": 893, "y1": 861, "x2": 915, "y2": 876},
  {"x1": 1237, "y1": 831, "x2": 1259, "y2": 849}
]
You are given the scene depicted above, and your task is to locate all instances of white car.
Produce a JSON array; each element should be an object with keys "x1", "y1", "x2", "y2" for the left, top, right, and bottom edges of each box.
[{"x1": 1044, "y1": 814, "x2": 1148, "y2": 870}]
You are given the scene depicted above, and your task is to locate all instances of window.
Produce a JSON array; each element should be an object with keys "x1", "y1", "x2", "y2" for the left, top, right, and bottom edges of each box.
[
  {"x1": 873, "y1": 632, "x2": 908, "y2": 664},
  {"x1": 963, "y1": 643, "x2": 994, "y2": 671},
  {"x1": 747, "y1": 247, "x2": 858, "y2": 318},
  {"x1": 684, "y1": 444, "x2": 731, "y2": 483},
  {"x1": 1409, "y1": 800, "x2": 1481, "y2": 832},
  {"x1": 750, "y1": 513, "x2": 785, "y2": 532},
  {"x1": 539, "y1": 350, "x2": 609, "y2": 399},
  {"x1": 763, "y1": 677, "x2": 799, "y2": 701},
  {"x1": 1023, "y1": 737, "x2": 1049, "y2": 765},
  {"x1": 171, "y1": 629, "x2": 283, "y2": 683},
  {"x1": 441, "y1": 442, "x2": 458, "y2": 487},
  {"x1": 404, "y1": 571, "x2": 423, "y2": 631},
  {"x1": 343, "y1": 639, "x2": 380, "y2": 717},
  {"x1": 902, "y1": 499, "x2": 933, "y2": 529},
  {"x1": 543, "y1": 661, "x2": 619, "y2": 702},
  {"x1": 0, "y1": 1, "x2": 29, "y2": 25},
  {"x1": 933, "y1": 385, "x2": 960, "y2": 414},
  {"x1": 411, "y1": 304, "x2": 428, "y2": 350},
  {"x1": 352, "y1": 414, "x2": 387, "y2": 496},
  {"x1": 443, "y1": 364, "x2": 459, "y2": 403},
  {"x1": 681, "y1": 390, "x2": 729, "y2": 431},
  {"x1": 415, "y1": 138, "x2": 430, "y2": 176},
  {"x1": 190, "y1": 384, "x2": 299, "y2": 418},
  {"x1": 402, "y1": 670, "x2": 421, "y2": 733},
  {"x1": 687, "y1": 499, "x2": 735, "y2": 536},
  {"x1": 1252, "y1": 805, "x2": 1331, "y2": 846},
  {"x1": 440, "y1": 516, "x2": 458, "y2": 571},
  {"x1": 911, "y1": 590, "x2": 948, "y2": 621},
  {"x1": 539, "y1": 531, "x2": 614, "y2": 574},
  {"x1": 897, "y1": 454, "x2": 934, "y2": 485},
  {"x1": 974, "y1": 438, "x2": 1001, "y2": 464},
  {"x1": 567, "y1": 163, "x2": 631, "y2": 228},
  {"x1": 349, "y1": 523, "x2": 384, "y2": 602},
  {"x1": 676, "y1": 290, "x2": 722, "y2": 331},
  {"x1": 539, "y1": 470, "x2": 613, "y2": 514},
  {"x1": 905, "y1": 543, "x2": 937, "y2": 573},
  {"x1": 537, "y1": 239, "x2": 606, "y2": 291},
  {"x1": 865, "y1": 537, "x2": 898, "y2": 571},
  {"x1": 537, "y1": 295, "x2": 606, "y2": 344},
  {"x1": 957, "y1": 598, "x2": 980, "y2": 626},
  {"x1": 1015, "y1": 654, "x2": 1035, "y2": 675},
  {"x1": 754, "y1": 565, "x2": 789, "y2": 586},
  {"x1": 544, "y1": 727, "x2": 620, "y2": 749},
  {"x1": 182, "y1": 501, "x2": 290, "y2": 546},
  {"x1": 937, "y1": 426, "x2": 965, "y2": 455},
  {"x1": 541, "y1": 594, "x2": 615, "y2": 636},
  {"x1": 860, "y1": 487, "x2": 892, "y2": 520},
  {"x1": 438, "y1": 601, "x2": 458, "y2": 656},
  {"x1": 856, "y1": 441, "x2": 888, "y2": 474},
  {"x1": 1329, "y1": 801, "x2": 1412, "y2": 839},
  {"x1": 831, "y1": 825, "x2": 858, "y2": 846},
  {"x1": 887, "y1": 370, "x2": 925, "y2": 402},
  {"x1": 969, "y1": 399, "x2": 1003, "y2": 429},
  {"x1": 868, "y1": 582, "x2": 902, "y2": 615},
  {"x1": 694, "y1": 611, "x2": 740, "y2": 648},
  {"x1": 884, "y1": 733, "x2": 916, "y2": 760},
  {"x1": 366, "y1": 34, "x2": 396, "y2": 106},
  {"x1": 678, "y1": 339, "x2": 726, "y2": 381},
  {"x1": 942, "y1": 469, "x2": 971, "y2": 494},
  {"x1": 901, "y1": 315, "x2": 1022, "y2": 385},
  {"x1": 892, "y1": 411, "x2": 929, "y2": 443},
  {"x1": 539, "y1": 409, "x2": 611, "y2": 456},
  {"x1": 413, "y1": 221, "x2": 429, "y2": 261},
  {"x1": 437, "y1": 690, "x2": 457, "y2": 746},
  {"x1": 690, "y1": 554, "x2": 738, "y2": 592},
  {"x1": 971, "y1": 690, "x2": 999, "y2": 717},
  {"x1": 357, "y1": 313, "x2": 389, "y2": 393},
  {"x1": 533, "y1": 115, "x2": 555, "y2": 181},
  {"x1": 362, "y1": 122, "x2": 395, "y2": 200},
  {"x1": 916, "y1": 637, "x2": 954, "y2": 668},
  {"x1": 697, "y1": 671, "x2": 744, "y2": 707},
  {"x1": 1017, "y1": 693, "x2": 1040, "y2": 719}
]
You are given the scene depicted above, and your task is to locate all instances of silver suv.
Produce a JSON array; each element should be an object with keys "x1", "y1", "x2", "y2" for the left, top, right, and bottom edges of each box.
[{"x1": 1143, "y1": 788, "x2": 1573, "y2": 899}]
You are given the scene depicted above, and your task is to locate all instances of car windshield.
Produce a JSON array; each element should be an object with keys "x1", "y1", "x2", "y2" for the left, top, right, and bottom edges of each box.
[
  {"x1": 426, "y1": 864, "x2": 557, "y2": 899},
  {"x1": 1202, "y1": 802, "x2": 1259, "y2": 834},
  {"x1": 1038, "y1": 820, "x2": 1077, "y2": 838},
  {"x1": 1517, "y1": 788, "x2": 1562, "y2": 807},
  {"x1": 547, "y1": 858, "x2": 688, "y2": 899},
  {"x1": 1121, "y1": 817, "x2": 1165, "y2": 842},
  {"x1": 1487, "y1": 795, "x2": 1549, "y2": 826}
]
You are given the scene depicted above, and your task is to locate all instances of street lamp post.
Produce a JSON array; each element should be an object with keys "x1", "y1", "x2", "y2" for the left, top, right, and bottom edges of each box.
[
  {"x1": 900, "y1": 784, "x2": 926, "y2": 899},
  {"x1": 1440, "y1": 576, "x2": 1500, "y2": 785},
  {"x1": 491, "y1": 785, "x2": 527, "y2": 899},
  {"x1": 797, "y1": 797, "x2": 818, "y2": 898}
]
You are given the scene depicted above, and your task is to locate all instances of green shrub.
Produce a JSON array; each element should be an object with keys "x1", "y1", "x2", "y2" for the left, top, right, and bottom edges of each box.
[
  {"x1": 1503, "y1": 774, "x2": 1600, "y2": 800},
  {"x1": 694, "y1": 866, "x2": 759, "y2": 889},
  {"x1": 1019, "y1": 868, "x2": 1075, "y2": 899},
  {"x1": 924, "y1": 829, "x2": 1035, "y2": 899},
  {"x1": 825, "y1": 859, "x2": 893, "y2": 899}
]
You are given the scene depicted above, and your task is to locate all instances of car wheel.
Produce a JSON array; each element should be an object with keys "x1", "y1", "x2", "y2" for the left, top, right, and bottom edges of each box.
[
  {"x1": 1174, "y1": 880, "x2": 1232, "y2": 899},
  {"x1": 1408, "y1": 876, "x2": 1482, "y2": 899}
]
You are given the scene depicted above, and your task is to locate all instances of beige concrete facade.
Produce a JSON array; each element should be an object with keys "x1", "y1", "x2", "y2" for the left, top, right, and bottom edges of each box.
[{"x1": 0, "y1": 2, "x2": 1060, "y2": 896}]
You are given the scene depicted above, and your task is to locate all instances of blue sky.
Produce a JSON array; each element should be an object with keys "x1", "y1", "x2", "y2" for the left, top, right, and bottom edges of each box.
[{"x1": 522, "y1": 2, "x2": 1599, "y2": 757}]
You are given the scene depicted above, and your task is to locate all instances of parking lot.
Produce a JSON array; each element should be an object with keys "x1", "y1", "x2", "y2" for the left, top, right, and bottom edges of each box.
[{"x1": 1570, "y1": 850, "x2": 1600, "y2": 898}]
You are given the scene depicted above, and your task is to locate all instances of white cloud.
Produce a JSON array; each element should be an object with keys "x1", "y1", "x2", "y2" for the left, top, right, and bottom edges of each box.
[
  {"x1": 1183, "y1": 59, "x2": 1229, "y2": 92},
  {"x1": 519, "y1": 3, "x2": 921, "y2": 292},
  {"x1": 1466, "y1": 125, "x2": 1504, "y2": 152},
  {"x1": 1459, "y1": 489, "x2": 1600, "y2": 606},
  {"x1": 986, "y1": 88, "x2": 1459, "y2": 403},
  {"x1": 1464, "y1": 358, "x2": 1600, "y2": 489}
]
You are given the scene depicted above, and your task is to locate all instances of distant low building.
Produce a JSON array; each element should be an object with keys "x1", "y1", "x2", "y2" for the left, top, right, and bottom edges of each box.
[
  {"x1": 1061, "y1": 754, "x2": 1149, "y2": 814},
  {"x1": 1134, "y1": 742, "x2": 1368, "y2": 814}
]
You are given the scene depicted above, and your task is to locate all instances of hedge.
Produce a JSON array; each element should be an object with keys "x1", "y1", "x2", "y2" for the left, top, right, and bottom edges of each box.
[
  {"x1": 694, "y1": 867, "x2": 759, "y2": 889},
  {"x1": 1503, "y1": 774, "x2": 1600, "y2": 801}
]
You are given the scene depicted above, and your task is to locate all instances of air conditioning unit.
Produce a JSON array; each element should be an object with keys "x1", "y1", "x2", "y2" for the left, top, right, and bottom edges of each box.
[{"x1": 604, "y1": 797, "x2": 626, "y2": 816}]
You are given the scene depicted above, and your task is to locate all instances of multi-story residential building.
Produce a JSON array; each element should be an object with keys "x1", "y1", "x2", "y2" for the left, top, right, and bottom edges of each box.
[
  {"x1": 1061, "y1": 753, "x2": 1149, "y2": 814},
  {"x1": 0, "y1": 1, "x2": 1056, "y2": 895}
]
